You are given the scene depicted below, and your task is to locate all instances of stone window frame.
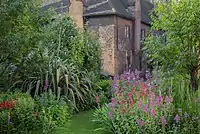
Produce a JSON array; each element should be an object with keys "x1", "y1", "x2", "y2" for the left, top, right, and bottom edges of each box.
[{"x1": 125, "y1": 25, "x2": 131, "y2": 40}]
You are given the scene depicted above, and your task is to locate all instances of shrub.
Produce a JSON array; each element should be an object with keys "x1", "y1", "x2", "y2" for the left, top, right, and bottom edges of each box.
[
  {"x1": 97, "y1": 80, "x2": 111, "y2": 93},
  {"x1": 0, "y1": 92, "x2": 70, "y2": 134},
  {"x1": 35, "y1": 92, "x2": 70, "y2": 127},
  {"x1": 0, "y1": 92, "x2": 40, "y2": 133},
  {"x1": 95, "y1": 80, "x2": 111, "y2": 105}
]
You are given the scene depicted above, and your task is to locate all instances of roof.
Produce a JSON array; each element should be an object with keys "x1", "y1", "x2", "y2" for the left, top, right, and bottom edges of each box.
[
  {"x1": 41, "y1": 0, "x2": 154, "y2": 24},
  {"x1": 41, "y1": 0, "x2": 70, "y2": 13},
  {"x1": 84, "y1": 0, "x2": 154, "y2": 24},
  {"x1": 141, "y1": 0, "x2": 154, "y2": 24},
  {"x1": 84, "y1": 0, "x2": 133, "y2": 20}
]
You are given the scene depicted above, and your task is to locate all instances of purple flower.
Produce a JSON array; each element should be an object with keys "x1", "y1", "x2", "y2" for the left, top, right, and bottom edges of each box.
[
  {"x1": 111, "y1": 98, "x2": 116, "y2": 105},
  {"x1": 108, "y1": 111, "x2": 113, "y2": 118},
  {"x1": 151, "y1": 109, "x2": 156, "y2": 118},
  {"x1": 160, "y1": 116, "x2": 167, "y2": 126},
  {"x1": 155, "y1": 95, "x2": 163, "y2": 106},
  {"x1": 144, "y1": 104, "x2": 149, "y2": 113},
  {"x1": 138, "y1": 100, "x2": 143, "y2": 109},
  {"x1": 111, "y1": 76, "x2": 119, "y2": 89},
  {"x1": 149, "y1": 92, "x2": 155, "y2": 99},
  {"x1": 113, "y1": 75, "x2": 118, "y2": 81},
  {"x1": 44, "y1": 80, "x2": 49, "y2": 90},
  {"x1": 148, "y1": 99, "x2": 154, "y2": 108},
  {"x1": 174, "y1": 114, "x2": 180, "y2": 123},
  {"x1": 114, "y1": 90, "x2": 119, "y2": 94},
  {"x1": 108, "y1": 102, "x2": 115, "y2": 108}
]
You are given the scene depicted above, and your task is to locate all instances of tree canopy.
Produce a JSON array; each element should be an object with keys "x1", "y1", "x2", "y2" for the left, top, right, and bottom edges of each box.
[{"x1": 144, "y1": 0, "x2": 200, "y2": 84}]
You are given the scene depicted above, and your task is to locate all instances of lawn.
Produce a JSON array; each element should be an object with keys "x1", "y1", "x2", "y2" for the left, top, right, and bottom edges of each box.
[{"x1": 53, "y1": 110, "x2": 109, "y2": 134}]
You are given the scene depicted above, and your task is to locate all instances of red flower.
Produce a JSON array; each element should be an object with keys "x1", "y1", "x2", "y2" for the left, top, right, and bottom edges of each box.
[
  {"x1": 127, "y1": 92, "x2": 132, "y2": 98},
  {"x1": 117, "y1": 101, "x2": 121, "y2": 104},
  {"x1": 0, "y1": 100, "x2": 15, "y2": 109},
  {"x1": 128, "y1": 99, "x2": 133, "y2": 106},
  {"x1": 0, "y1": 101, "x2": 5, "y2": 109}
]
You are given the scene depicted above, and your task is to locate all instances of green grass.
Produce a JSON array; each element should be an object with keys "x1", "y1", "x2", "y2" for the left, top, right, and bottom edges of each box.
[{"x1": 53, "y1": 110, "x2": 109, "y2": 134}]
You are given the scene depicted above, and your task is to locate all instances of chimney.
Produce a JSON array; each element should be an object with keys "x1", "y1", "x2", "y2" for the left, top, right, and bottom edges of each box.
[
  {"x1": 127, "y1": 0, "x2": 135, "y2": 15},
  {"x1": 134, "y1": 0, "x2": 141, "y2": 52},
  {"x1": 69, "y1": 0, "x2": 83, "y2": 28}
]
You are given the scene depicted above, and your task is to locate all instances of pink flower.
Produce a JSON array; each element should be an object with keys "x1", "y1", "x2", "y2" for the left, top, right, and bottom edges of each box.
[
  {"x1": 151, "y1": 109, "x2": 156, "y2": 118},
  {"x1": 149, "y1": 92, "x2": 155, "y2": 99},
  {"x1": 164, "y1": 95, "x2": 173, "y2": 104},
  {"x1": 138, "y1": 100, "x2": 143, "y2": 109},
  {"x1": 127, "y1": 92, "x2": 132, "y2": 98},
  {"x1": 108, "y1": 103, "x2": 115, "y2": 109},
  {"x1": 174, "y1": 114, "x2": 180, "y2": 123},
  {"x1": 44, "y1": 80, "x2": 49, "y2": 89},
  {"x1": 111, "y1": 98, "x2": 116, "y2": 104},
  {"x1": 148, "y1": 98, "x2": 154, "y2": 108},
  {"x1": 108, "y1": 111, "x2": 113, "y2": 118},
  {"x1": 96, "y1": 96, "x2": 100, "y2": 103},
  {"x1": 144, "y1": 104, "x2": 149, "y2": 113},
  {"x1": 136, "y1": 119, "x2": 145, "y2": 127},
  {"x1": 160, "y1": 116, "x2": 167, "y2": 127}
]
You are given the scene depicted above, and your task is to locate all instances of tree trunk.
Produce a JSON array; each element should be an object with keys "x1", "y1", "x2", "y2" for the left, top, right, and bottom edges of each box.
[{"x1": 191, "y1": 65, "x2": 198, "y2": 91}]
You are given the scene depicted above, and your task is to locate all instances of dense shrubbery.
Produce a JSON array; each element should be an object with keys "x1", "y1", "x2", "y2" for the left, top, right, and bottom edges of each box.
[
  {"x1": 0, "y1": 0, "x2": 101, "y2": 112},
  {"x1": 0, "y1": 92, "x2": 70, "y2": 134}
]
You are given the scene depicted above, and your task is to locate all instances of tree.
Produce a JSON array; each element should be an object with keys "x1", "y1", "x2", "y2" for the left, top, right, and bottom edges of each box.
[{"x1": 144, "y1": 0, "x2": 200, "y2": 90}]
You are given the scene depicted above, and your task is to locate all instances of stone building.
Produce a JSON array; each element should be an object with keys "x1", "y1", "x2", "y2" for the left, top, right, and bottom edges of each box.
[{"x1": 42, "y1": 0, "x2": 154, "y2": 76}]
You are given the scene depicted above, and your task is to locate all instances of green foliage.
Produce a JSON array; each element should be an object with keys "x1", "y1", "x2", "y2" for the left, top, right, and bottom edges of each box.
[
  {"x1": 35, "y1": 92, "x2": 70, "y2": 127},
  {"x1": 92, "y1": 106, "x2": 112, "y2": 133},
  {"x1": 95, "y1": 80, "x2": 111, "y2": 105},
  {"x1": 143, "y1": 1, "x2": 200, "y2": 132},
  {"x1": 0, "y1": 92, "x2": 70, "y2": 134},
  {"x1": 96, "y1": 80, "x2": 111, "y2": 93},
  {"x1": 144, "y1": 0, "x2": 200, "y2": 82},
  {"x1": 0, "y1": 0, "x2": 101, "y2": 111},
  {"x1": 0, "y1": 92, "x2": 41, "y2": 133}
]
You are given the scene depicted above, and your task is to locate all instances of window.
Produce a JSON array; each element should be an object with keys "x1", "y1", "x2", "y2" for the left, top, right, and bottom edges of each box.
[
  {"x1": 125, "y1": 25, "x2": 131, "y2": 39},
  {"x1": 141, "y1": 29, "x2": 146, "y2": 42}
]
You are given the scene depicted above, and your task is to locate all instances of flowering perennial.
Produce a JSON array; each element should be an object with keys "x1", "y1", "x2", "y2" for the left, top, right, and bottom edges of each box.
[
  {"x1": 0, "y1": 100, "x2": 15, "y2": 110},
  {"x1": 104, "y1": 71, "x2": 174, "y2": 131}
]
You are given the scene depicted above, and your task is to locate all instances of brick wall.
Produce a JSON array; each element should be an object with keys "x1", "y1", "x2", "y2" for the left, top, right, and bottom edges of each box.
[{"x1": 115, "y1": 16, "x2": 134, "y2": 75}]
